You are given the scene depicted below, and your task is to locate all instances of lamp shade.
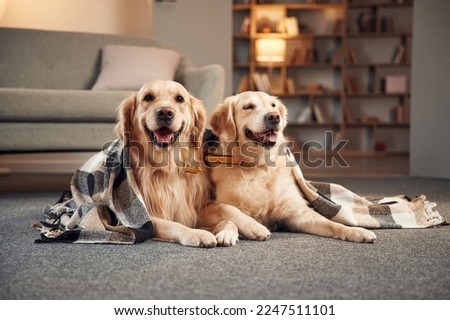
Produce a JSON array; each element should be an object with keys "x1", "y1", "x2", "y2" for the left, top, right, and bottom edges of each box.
[{"x1": 255, "y1": 38, "x2": 286, "y2": 63}]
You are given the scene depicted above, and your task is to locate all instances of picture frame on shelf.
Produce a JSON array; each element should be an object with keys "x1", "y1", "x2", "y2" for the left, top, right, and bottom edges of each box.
[{"x1": 357, "y1": 10, "x2": 376, "y2": 33}]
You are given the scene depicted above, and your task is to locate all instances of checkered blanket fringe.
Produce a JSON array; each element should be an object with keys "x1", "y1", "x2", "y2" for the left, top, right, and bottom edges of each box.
[
  {"x1": 285, "y1": 149, "x2": 447, "y2": 229},
  {"x1": 33, "y1": 139, "x2": 154, "y2": 244}
]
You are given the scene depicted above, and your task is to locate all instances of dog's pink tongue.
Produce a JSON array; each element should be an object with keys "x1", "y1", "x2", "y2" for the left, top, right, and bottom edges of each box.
[
  {"x1": 154, "y1": 128, "x2": 174, "y2": 143},
  {"x1": 264, "y1": 131, "x2": 278, "y2": 143}
]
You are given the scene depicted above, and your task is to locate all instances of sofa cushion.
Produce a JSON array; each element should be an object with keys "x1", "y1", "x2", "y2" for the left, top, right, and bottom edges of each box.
[
  {"x1": 91, "y1": 45, "x2": 181, "y2": 91},
  {"x1": 0, "y1": 88, "x2": 132, "y2": 122},
  {"x1": 0, "y1": 122, "x2": 116, "y2": 152}
]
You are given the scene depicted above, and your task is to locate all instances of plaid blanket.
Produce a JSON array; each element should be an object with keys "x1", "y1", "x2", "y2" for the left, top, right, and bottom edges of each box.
[
  {"x1": 33, "y1": 140, "x2": 446, "y2": 245},
  {"x1": 285, "y1": 149, "x2": 446, "y2": 229},
  {"x1": 33, "y1": 139, "x2": 154, "y2": 244}
]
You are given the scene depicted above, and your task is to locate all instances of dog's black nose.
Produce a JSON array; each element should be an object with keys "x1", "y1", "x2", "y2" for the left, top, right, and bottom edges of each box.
[
  {"x1": 156, "y1": 107, "x2": 175, "y2": 121},
  {"x1": 265, "y1": 112, "x2": 280, "y2": 126}
]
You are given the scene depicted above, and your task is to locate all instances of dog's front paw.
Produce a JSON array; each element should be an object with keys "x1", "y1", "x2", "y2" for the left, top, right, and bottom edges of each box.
[
  {"x1": 180, "y1": 229, "x2": 217, "y2": 248},
  {"x1": 213, "y1": 220, "x2": 239, "y2": 246},
  {"x1": 343, "y1": 227, "x2": 377, "y2": 243},
  {"x1": 216, "y1": 230, "x2": 239, "y2": 246},
  {"x1": 239, "y1": 222, "x2": 271, "y2": 241}
]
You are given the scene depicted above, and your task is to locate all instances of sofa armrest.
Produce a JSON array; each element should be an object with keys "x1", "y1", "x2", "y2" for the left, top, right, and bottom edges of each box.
[{"x1": 181, "y1": 64, "x2": 225, "y2": 117}]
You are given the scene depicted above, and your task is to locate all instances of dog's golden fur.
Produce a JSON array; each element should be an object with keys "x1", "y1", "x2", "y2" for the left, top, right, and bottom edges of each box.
[
  {"x1": 199, "y1": 91, "x2": 377, "y2": 246},
  {"x1": 115, "y1": 80, "x2": 216, "y2": 247}
]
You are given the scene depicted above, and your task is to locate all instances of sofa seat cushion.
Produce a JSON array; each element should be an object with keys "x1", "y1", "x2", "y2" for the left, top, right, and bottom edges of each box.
[
  {"x1": 0, "y1": 122, "x2": 116, "y2": 152},
  {"x1": 0, "y1": 88, "x2": 132, "y2": 122}
]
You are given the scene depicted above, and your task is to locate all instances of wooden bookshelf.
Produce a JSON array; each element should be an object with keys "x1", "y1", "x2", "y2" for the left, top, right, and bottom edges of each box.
[{"x1": 232, "y1": 0, "x2": 413, "y2": 155}]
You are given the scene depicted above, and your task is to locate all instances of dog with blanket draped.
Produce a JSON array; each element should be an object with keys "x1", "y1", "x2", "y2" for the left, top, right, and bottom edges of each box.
[
  {"x1": 199, "y1": 91, "x2": 377, "y2": 245},
  {"x1": 113, "y1": 80, "x2": 217, "y2": 247}
]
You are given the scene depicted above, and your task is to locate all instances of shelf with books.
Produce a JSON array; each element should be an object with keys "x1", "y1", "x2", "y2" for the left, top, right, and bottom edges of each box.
[{"x1": 232, "y1": 0, "x2": 413, "y2": 155}]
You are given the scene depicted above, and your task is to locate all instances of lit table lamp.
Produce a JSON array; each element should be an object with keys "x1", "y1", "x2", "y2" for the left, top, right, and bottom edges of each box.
[
  {"x1": 255, "y1": 39, "x2": 286, "y2": 93},
  {"x1": 255, "y1": 38, "x2": 286, "y2": 63}
]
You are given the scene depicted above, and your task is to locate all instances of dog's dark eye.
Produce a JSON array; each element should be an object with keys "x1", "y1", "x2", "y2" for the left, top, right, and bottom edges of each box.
[
  {"x1": 143, "y1": 94, "x2": 154, "y2": 102},
  {"x1": 243, "y1": 104, "x2": 255, "y2": 110},
  {"x1": 271, "y1": 102, "x2": 276, "y2": 108},
  {"x1": 175, "y1": 95, "x2": 184, "y2": 103}
]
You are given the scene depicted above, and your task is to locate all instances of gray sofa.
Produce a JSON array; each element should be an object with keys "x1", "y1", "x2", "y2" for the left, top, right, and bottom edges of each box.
[{"x1": 0, "y1": 27, "x2": 225, "y2": 152}]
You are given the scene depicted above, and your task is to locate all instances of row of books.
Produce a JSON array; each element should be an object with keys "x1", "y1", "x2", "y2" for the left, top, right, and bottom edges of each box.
[
  {"x1": 252, "y1": 72, "x2": 272, "y2": 93},
  {"x1": 328, "y1": 46, "x2": 359, "y2": 64},
  {"x1": 290, "y1": 48, "x2": 315, "y2": 65},
  {"x1": 391, "y1": 45, "x2": 407, "y2": 64},
  {"x1": 239, "y1": 16, "x2": 300, "y2": 35},
  {"x1": 234, "y1": 73, "x2": 272, "y2": 93},
  {"x1": 296, "y1": 102, "x2": 331, "y2": 124},
  {"x1": 238, "y1": 74, "x2": 328, "y2": 96},
  {"x1": 237, "y1": 74, "x2": 272, "y2": 94},
  {"x1": 240, "y1": 16, "x2": 347, "y2": 36},
  {"x1": 276, "y1": 17, "x2": 300, "y2": 36}
]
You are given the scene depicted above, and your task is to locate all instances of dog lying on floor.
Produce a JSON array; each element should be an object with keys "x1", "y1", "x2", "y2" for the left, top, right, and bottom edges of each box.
[
  {"x1": 113, "y1": 80, "x2": 217, "y2": 247},
  {"x1": 199, "y1": 91, "x2": 377, "y2": 246}
]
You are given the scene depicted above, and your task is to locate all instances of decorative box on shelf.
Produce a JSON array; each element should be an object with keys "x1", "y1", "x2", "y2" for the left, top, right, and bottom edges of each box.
[{"x1": 383, "y1": 75, "x2": 407, "y2": 94}]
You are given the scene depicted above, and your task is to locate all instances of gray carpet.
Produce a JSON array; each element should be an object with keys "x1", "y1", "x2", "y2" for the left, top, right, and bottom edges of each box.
[{"x1": 1, "y1": 177, "x2": 449, "y2": 300}]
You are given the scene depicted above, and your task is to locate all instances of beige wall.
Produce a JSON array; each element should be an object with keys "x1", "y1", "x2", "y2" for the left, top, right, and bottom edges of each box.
[
  {"x1": 0, "y1": 0, "x2": 152, "y2": 37},
  {"x1": 153, "y1": 0, "x2": 232, "y2": 96}
]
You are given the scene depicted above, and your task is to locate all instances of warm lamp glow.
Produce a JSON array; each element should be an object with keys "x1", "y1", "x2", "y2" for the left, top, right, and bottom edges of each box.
[
  {"x1": 0, "y1": 0, "x2": 7, "y2": 21},
  {"x1": 255, "y1": 39, "x2": 286, "y2": 63}
]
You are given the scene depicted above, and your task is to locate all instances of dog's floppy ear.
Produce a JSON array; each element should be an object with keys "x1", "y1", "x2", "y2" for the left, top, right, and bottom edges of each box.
[
  {"x1": 189, "y1": 95, "x2": 207, "y2": 146},
  {"x1": 209, "y1": 96, "x2": 237, "y2": 142},
  {"x1": 114, "y1": 93, "x2": 137, "y2": 144}
]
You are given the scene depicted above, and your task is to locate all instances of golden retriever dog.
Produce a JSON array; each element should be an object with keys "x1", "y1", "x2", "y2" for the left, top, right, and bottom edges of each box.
[
  {"x1": 199, "y1": 91, "x2": 377, "y2": 245},
  {"x1": 115, "y1": 80, "x2": 217, "y2": 247}
]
